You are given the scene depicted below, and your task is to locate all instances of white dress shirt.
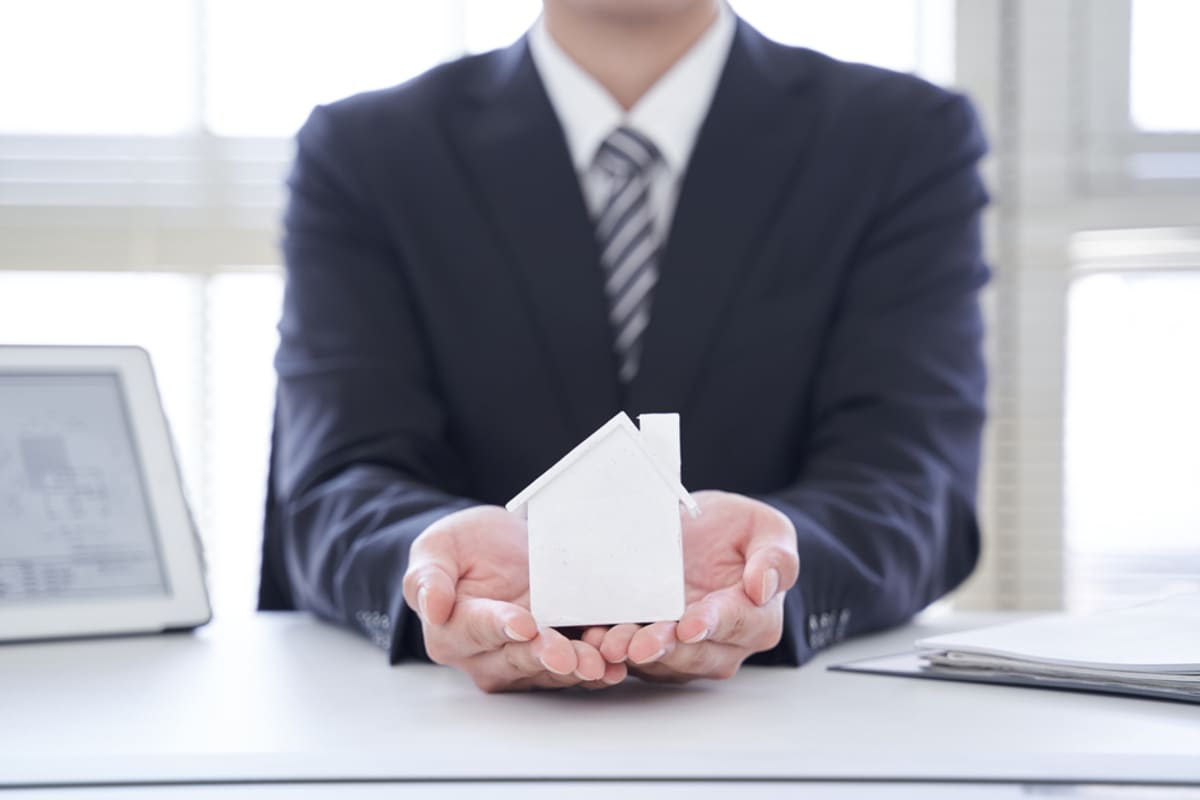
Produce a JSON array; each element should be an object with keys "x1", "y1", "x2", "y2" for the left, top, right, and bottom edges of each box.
[{"x1": 527, "y1": 3, "x2": 736, "y2": 246}]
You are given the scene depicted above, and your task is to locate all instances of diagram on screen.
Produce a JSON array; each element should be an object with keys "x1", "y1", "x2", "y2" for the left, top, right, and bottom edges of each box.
[
  {"x1": 19, "y1": 434, "x2": 112, "y2": 521},
  {"x1": 0, "y1": 374, "x2": 167, "y2": 602}
]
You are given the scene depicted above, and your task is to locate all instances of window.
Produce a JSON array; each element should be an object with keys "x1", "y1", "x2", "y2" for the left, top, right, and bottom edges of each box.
[
  {"x1": 731, "y1": 0, "x2": 954, "y2": 83},
  {"x1": 0, "y1": 1, "x2": 195, "y2": 135},
  {"x1": 1129, "y1": 0, "x2": 1200, "y2": 132},
  {"x1": 0, "y1": 270, "x2": 282, "y2": 617},
  {"x1": 949, "y1": 1, "x2": 1200, "y2": 613},
  {"x1": 1065, "y1": 230, "x2": 1200, "y2": 612},
  {"x1": 0, "y1": 1, "x2": 955, "y2": 619},
  {"x1": 1081, "y1": 0, "x2": 1200, "y2": 189},
  {"x1": 203, "y1": 1, "x2": 459, "y2": 138}
]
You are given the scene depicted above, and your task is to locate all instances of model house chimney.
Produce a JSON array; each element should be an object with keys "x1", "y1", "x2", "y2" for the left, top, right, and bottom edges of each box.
[{"x1": 638, "y1": 413, "x2": 681, "y2": 480}]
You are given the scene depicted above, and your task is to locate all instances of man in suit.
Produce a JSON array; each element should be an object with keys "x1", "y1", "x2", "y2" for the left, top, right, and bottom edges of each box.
[{"x1": 261, "y1": 0, "x2": 989, "y2": 692}]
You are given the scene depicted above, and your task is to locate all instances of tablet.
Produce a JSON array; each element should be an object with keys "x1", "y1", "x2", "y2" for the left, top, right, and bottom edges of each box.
[{"x1": 0, "y1": 345, "x2": 210, "y2": 641}]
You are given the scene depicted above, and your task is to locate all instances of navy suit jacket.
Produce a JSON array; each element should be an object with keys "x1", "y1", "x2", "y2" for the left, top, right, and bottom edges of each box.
[{"x1": 260, "y1": 19, "x2": 990, "y2": 666}]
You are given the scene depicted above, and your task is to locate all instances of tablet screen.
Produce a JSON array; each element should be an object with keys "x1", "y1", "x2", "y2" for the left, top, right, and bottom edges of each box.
[{"x1": 0, "y1": 373, "x2": 169, "y2": 602}]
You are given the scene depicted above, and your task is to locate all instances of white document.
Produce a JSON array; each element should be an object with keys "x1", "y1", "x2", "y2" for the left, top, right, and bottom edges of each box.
[{"x1": 916, "y1": 594, "x2": 1200, "y2": 680}]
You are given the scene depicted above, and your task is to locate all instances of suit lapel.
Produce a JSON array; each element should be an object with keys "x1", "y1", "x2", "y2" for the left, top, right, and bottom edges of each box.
[
  {"x1": 447, "y1": 41, "x2": 621, "y2": 438},
  {"x1": 629, "y1": 22, "x2": 820, "y2": 416}
]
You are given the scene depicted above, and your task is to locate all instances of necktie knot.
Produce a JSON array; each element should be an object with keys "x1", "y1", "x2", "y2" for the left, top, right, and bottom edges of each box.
[{"x1": 595, "y1": 126, "x2": 660, "y2": 179}]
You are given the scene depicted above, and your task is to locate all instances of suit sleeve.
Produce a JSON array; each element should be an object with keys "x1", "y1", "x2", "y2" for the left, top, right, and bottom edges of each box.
[
  {"x1": 752, "y1": 93, "x2": 990, "y2": 666},
  {"x1": 272, "y1": 105, "x2": 474, "y2": 662}
]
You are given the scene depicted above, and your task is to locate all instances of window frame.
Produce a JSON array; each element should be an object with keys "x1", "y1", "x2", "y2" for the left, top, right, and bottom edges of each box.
[
  {"x1": 953, "y1": 0, "x2": 1200, "y2": 613},
  {"x1": 5, "y1": 0, "x2": 1198, "y2": 616},
  {"x1": 1078, "y1": 0, "x2": 1200, "y2": 195},
  {"x1": 0, "y1": 133, "x2": 288, "y2": 272}
]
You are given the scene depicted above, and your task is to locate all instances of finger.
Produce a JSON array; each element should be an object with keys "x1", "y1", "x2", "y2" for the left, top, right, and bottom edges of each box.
[
  {"x1": 675, "y1": 599, "x2": 720, "y2": 645},
  {"x1": 403, "y1": 564, "x2": 457, "y2": 625},
  {"x1": 687, "y1": 587, "x2": 780, "y2": 650},
  {"x1": 741, "y1": 510, "x2": 800, "y2": 606},
  {"x1": 457, "y1": 597, "x2": 538, "y2": 652},
  {"x1": 628, "y1": 621, "x2": 677, "y2": 665},
  {"x1": 508, "y1": 640, "x2": 586, "y2": 686},
  {"x1": 469, "y1": 642, "x2": 542, "y2": 691},
  {"x1": 425, "y1": 598, "x2": 536, "y2": 663},
  {"x1": 571, "y1": 640, "x2": 606, "y2": 682},
  {"x1": 469, "y1": 643, "x2": 579, "y2": 693},
  {"x1": 633, "y1": 642, "x2": 746, "y2": 683},
  {"x1": 580, "y1": 661, "x2": 629, "y2": 690},
  {"x1": 602, "y1": 659, "x2": 628, "y2": 684},
  {"x1": 627, "y1": 662, "x2": 694, "y2": 685},
  {"x1": 509, "y1": 661, "x2": 591, "y2": 691},
  {"x1": 580, "y1": 626, "x2": 608, "y2": 650},
  {"x1": 531, "y1": 626, "x2": 578, "y2": 676},
  {"x1": 468, "y1": 633, "x2": 584, "y2": 692},
  {"x1": 523, "y1": 671, "x2": 589, "y2": 691},
  {"x1": 403, "y1": 543, "x2": 461, "y2": 626},
  {"x1": 599, "y1": 623, "x2": 641, "y2": 663}
]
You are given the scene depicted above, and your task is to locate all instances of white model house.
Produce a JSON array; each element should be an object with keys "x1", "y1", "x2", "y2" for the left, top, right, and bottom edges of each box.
[{"x1": 506, "y1": 412, "x2": 700, "y2": 627}]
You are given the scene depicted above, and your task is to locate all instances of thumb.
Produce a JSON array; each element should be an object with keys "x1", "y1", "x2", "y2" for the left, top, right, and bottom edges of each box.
[
  {"x1": 741, "y1": 506, "x2": 800, "y2": 606},
  {"x1": 403, "y1": 536, "x2": 461, "y2": 626}
]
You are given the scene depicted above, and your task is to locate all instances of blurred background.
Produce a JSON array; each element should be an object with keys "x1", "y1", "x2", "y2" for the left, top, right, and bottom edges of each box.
[{"x1": 0, "y1": 0, "x2": 1196, "y2": 621}]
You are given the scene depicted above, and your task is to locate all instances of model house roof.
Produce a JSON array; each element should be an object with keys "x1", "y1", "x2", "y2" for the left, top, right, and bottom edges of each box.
[{"x1": 505, "y1": 412, "x2": 700, "y2": 518}]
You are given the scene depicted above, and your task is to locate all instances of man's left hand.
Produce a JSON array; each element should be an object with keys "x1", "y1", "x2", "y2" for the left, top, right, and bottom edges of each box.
[{"x1": 584, "y1": 490, "x2": 800, "y2": 682}]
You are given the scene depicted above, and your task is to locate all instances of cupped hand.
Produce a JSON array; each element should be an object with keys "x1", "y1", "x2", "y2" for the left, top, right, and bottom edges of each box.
[
  {"x1": 403, "y1": 505, "x2": 625, "y2": 692},
  {"x1": 585, "y1": 491, "x2": 799, "y2": 683}
]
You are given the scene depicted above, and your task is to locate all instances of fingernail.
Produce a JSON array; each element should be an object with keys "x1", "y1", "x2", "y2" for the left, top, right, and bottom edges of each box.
[
  {"x1": 761, "y1": 569, "x2": 780, "y2": 605},
  {"x1": 417, "y1": 587, "x2": 430, "y2": 619},
  {"x1": 539, "y1": 655, "x2": 572, "y2": 676},
  {"x1": 503, "y1": 624, "x2": 531, "y2": 642},
  {"x1": 681, "y1": 627, "x2": 709, "y2": 644},
  {"x1": 634, "y1": 646, "x2": 666, "y2": 665}
]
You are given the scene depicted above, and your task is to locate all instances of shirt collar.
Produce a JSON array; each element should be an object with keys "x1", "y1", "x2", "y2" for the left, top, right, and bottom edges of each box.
[{"x1": 528, "y1": 2, "x2": 736, "y2": 176}]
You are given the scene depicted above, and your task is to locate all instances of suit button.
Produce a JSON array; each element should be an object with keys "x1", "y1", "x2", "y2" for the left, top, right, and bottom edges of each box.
[
  {"x1": 806, "y1": 614, "x2": 823, "y2": 649},
  {"x1": 835, "y1": 609, "x2": 851, "y2": 641}
]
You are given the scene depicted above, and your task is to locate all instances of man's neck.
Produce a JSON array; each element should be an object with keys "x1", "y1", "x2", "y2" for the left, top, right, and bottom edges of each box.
[{"x1": 542, "y1": 1, "x2": 721, "y2": 110}]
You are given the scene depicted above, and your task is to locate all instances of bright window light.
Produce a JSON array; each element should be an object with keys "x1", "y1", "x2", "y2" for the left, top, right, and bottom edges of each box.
[
  {"x1": 1130, "y1": 0, "x2": 1200, "y2": 131},
  {"x1": 205, "y1": 273, "x2": 283, "y2": 617},
  {"x1": 0, "y1": 0, "x2": 962, "y2": 619},
  {"x1": 0, "y1": 0, "x2": 194, "y2": 134},
  {"x1": 0, "y1": 272, "x2": 206, "y2": 505},
  {"x1": 730, "y1": 0, "x2": 952, "y2": 81},
  {"x1": 0, "y1": 270, "x2": 283, "y2": 618},
  {"x1": 463, "y1": 0, "x2": 541, "y2": 54},
  {"x1": 204, "y1": 1, "x2": 457, "y2": 137},
  {"x1": 1065, "y1": 272, "x2": 1200, "y2": 609}
]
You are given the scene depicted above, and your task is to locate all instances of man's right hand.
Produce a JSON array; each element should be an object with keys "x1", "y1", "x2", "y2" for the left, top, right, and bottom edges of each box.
[{"x1": 402, "y1": 505, "x2": 623, "y2": 693}]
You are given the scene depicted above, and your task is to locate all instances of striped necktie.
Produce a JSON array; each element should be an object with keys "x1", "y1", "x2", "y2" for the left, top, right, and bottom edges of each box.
[{"x1": 594, "y1": 126, "x2": 661, "y2": 383}]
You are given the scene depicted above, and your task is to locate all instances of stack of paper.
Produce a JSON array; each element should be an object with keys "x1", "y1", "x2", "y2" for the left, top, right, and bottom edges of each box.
[
  {"x1": 831, "y1": 594, "x2": 1200, "y2": 704},
  {"x1": 915, "y1": 594, "x2": 1200, "y2": 701}
]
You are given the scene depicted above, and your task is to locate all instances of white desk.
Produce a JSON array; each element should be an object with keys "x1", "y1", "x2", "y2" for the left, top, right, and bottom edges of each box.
[{"x1": 1, "y1": 612, "x2": 1198, "y2": 797}]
